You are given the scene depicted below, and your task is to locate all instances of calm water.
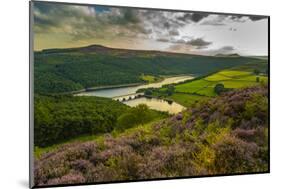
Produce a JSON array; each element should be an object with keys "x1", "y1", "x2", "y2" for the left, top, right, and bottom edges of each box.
[
  {"x1": 76, "y1": 75, "x2": 193, "y2": 98},
  {"x1": 76, "y1": 75, "x2": 193, "y2": 114},
  {"x1": 124, "y1": 97, "x2": 185, "y2": 114}
]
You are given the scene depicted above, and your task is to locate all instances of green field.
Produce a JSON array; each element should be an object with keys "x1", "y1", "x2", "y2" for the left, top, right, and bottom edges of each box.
[
  {"x1": 174, "y1": 62, "x2": 268, "y2": 97},
  {"x1": 140, "y1": 74, "x2": 162, "y2": 83},
  {"x1": 170, "y1": 93, "x2": 210, "y2": 107},
  {"x1": 175, "y1": 79, "x2": 213, "y2": 94},
  {"x1": 140, "y1": 60, "x2": 268, "y2": 107}
]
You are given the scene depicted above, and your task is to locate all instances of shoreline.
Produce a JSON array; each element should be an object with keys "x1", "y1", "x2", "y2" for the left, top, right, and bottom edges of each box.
[
  {"x1": 72, "y1": 75, "x2": 195, "y2": 95},
  {"x1": 85, "y1": 82, "x2": 144, "y2": 92},
  {"x1": 64, "y1": 83, "x2": 144, "y2": 95}
]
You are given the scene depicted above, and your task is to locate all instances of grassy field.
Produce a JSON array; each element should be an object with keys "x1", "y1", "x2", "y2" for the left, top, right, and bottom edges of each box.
[
  {"x1": 140, "y1": 74, "x2": 162, "y2": 83},
  {"x1": 170, "y1": 93, "x2": 210, "y2": 107},
  {"x1": 147, "y1": 60, "x2": 269, "y2": 108},
  {"x1": 144, "y1": 61, "x2": 268, "y2": 108},
  {"x1": 175, "y1": 63, "x2": 268, "y2": 97}
]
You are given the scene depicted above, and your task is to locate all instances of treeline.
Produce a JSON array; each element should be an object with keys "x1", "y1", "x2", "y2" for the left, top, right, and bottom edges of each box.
[
  {"x1": 34, "y1": 46, "x2": 256, "y2": 94},
  {"x1": 34, "y1": 95, "x2": 167, "y2": 147}
]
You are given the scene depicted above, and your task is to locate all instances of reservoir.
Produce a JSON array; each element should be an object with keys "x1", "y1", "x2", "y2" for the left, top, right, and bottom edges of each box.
[
  {"x1": 124, "y1": 97, "x2": 185, "y2": 114},
  {"x1": 76, "y1": 75, "x2": 194, "y2": 114},
  {"x1": 76, "y1": 75, "x2": 193, "y2": 98}
]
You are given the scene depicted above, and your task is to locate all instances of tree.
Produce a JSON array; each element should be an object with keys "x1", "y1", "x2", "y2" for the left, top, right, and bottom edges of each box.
[
  {"x1": 117, "y1": 113, "x2": 137, "y2": 131},
  {"x1": 253, "y1": 69, "x2": 260, "y2": 75},
  {"x1": 133, "y1": 104, "x2": 151, "y2": 125},
  {"x1": 214, "y1": 83, "x2": 225, "y2": 95},
  {"x1": 144, "y1": 89, "x2": 153, "y2": 96},
  {"x1": 256, "y1": 76, "x2": 260, "y2": 83},
  {"x1": 166, "y1": 85, "x2": 175, "y2": 96},
  {"x1": 117, "y1": 104, "x2": 152, "y2": 131}
]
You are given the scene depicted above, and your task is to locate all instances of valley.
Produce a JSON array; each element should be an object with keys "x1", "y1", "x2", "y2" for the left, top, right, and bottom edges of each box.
[{"x1": 33, "y1": 44, "x2": 269, "y2": 186}]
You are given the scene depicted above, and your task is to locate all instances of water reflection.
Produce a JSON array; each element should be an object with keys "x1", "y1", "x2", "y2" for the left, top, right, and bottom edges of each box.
[
  {"x1": 76, "y1": 75, "x2": 193, "y2": 98},
  {"x1": 76, "y1": 75, "x2": 192, "y2": 114},
  {"x1": 124, "y1": 97, "x2": 185, "y2": 114}
]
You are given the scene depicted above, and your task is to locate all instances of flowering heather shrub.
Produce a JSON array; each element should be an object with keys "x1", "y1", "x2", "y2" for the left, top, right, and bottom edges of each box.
[
  {"x1": 70, "y1": 160, "x2": 92, "y2": 173},
  {"x1": 34, "y1": 85, "x2": 268, "y2": 186},
  {"x1": 212, "y1": 135, "x2": 260, "y2": 173},
  {"x1": 47, "y1": 171, "x2": 86, "y2": 185}
]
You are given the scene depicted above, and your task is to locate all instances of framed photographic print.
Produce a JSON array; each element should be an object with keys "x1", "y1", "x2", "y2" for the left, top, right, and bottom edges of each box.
[{"x1": 29, "y1": 0, "x2": 269, "y2": 188}]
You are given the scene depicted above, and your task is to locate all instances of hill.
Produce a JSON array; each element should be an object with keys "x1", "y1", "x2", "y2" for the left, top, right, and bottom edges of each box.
[
  {"x1": 215, "y1": 53, "x2": 240, "y2": 57},
  {"x1": 34, "y1": 45, "x2": 257, "y2": 94},
  {"x1": 34, "y1": 85, "x2": 268, "y2": 186}
]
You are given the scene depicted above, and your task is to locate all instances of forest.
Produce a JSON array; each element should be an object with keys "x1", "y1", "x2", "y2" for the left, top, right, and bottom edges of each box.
[{"x1": 35, "y1": 95, "x2": 167, "y2": 147}]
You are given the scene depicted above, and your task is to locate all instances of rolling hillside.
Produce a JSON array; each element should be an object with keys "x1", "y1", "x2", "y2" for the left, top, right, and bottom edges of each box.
[{"x1": 34, "y1": 44, "x2": 258, "y2": 94}]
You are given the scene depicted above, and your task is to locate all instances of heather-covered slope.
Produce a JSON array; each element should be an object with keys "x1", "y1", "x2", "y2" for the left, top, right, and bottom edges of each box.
[{"x1": 34, "y1": 85, "x2": 268, "y2": 186}]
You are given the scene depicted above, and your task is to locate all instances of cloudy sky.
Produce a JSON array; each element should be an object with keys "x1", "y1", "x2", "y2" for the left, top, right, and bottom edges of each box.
[{"x1": 33, "y1": 1, "x2": 268, "y2": 56}]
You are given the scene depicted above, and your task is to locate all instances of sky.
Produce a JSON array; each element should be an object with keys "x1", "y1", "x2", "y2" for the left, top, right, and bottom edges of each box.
[{"x1": 33, "y1": 2, "x2": 268, "y2": 56}]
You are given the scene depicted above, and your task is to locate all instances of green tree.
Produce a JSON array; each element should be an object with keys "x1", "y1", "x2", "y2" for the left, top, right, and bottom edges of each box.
[
  {"x1": 214, "y1": 83, "x2": 225, "y2": 95},
  {"x1": 166, "y1": 85, "x2": 175, "y2": 96},
  {"x1": 144, "y1": 89, "x2": 153, "y2": 96},
  {"x1": 117, "y1": 113, "x2": 138, "y2": 131},
  {"x1": 117, "y1": 104, "x2": 152, "y2": 131},
  {"x1": 133, "y1": 104, "x2": 152, "y2": 125},
  {"x1": 256, "y1": 76, "x2": 260, "y2": 83},
  {"x1": 254, "y1": 69, "x2": 260, "y2": 75}
]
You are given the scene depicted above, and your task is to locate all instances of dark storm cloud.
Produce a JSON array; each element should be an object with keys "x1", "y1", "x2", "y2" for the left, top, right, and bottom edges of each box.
[
  {"x1": 34, "y1": 2, "x2": 190, "y2": 41},
  {"x1": 118, "y1": 8, "x2": 140, "y2": 24},
  {"x1": 201, "y1": 15, "x2": 227, "y2": 26},
  {"x1": 248, "y1": 15, "x2": 267, "y2": 21},
  {"x1": 156, "y1": 37, "x2": 212, "y2": 50},
  {"x1": 33, "y1": 2, "x2": 144, "y2": 40},
  {"x1": 175, "y1": 39, "x2": 186, "y2": 43},
  {"x1": 178, "y1": 13, "x2": 191, "y2": 22},
  {"x1": 178, "y1": 13, "x2": 209, "y2": 23},
  {"x1": 229, "y1": 15, "x2": 244, "y2": 21},
  {"x1": 142, "y1": 11, "x2": 185, "y2": 31},
  {"x1": 186, "y1": 38, "x2": 212, "y2": 49},
  {"x1": 34, "y1": 3, "x2": 74, "y2": 29},
  {"x1": 169, "y1": 29, "x2": 180, "y2": 36},
  {"x1": 230, "y1": 15, "x2": 267, "y2": 22},
  {"x1": 228, "y1": 15, "x2": 267, "y2": 22},
  {"x1": 201, "y1": 14, "x2": 266, "y2": 26},
  {"x1": 191, "y1": 13, "x2": 209, "y2": 22},
  {"x1": 219, "y1": 46, "x2": 235, "y2": 51},
  {"x1": 203, "y1": 45, "x2": 236, "y2": 55},
  {"x1": 34, "y1": 2, "x2": 55, "y2": 14},
  {"x1": 34, "y1": 1, "x2": 267, "y2": 55},
  {"x1": 34, "y1": 2, "x2": 95, "y2": 33},
  {"x1": 157, "y1": 38, "x2": 170, "y2": 42},
  {"x1": 139, "y1": 27, "x2": 153, "y2": 34}
]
